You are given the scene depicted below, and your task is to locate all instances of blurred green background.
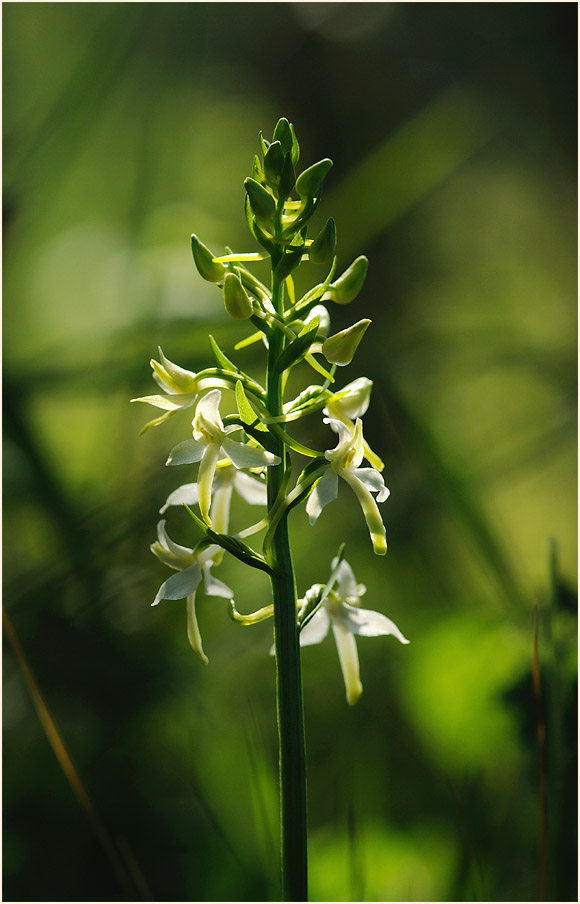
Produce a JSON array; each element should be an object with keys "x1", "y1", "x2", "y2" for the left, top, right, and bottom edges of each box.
[{"x1": 3, "y1": 3, "x2": 577, "y2": 901}]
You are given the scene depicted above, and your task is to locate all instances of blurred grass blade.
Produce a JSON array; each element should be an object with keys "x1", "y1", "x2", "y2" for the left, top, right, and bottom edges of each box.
[
  {"x1": 329, "y1": 84, "x2": 498, "y2": 256},
  {"x1": 2, "y1": 606, "x2": 144, "y2": 900},
  {"x1": 376, "y1": 373, "x2": 526, "y2": 612},
  {"x1": 531, "y1": 604, "x2": 548, "y2": 901}
]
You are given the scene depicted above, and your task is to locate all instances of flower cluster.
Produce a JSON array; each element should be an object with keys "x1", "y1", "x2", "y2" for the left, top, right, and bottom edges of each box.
[{"x1": 133, "y1": 118, "x2": 408, "y2": 698}]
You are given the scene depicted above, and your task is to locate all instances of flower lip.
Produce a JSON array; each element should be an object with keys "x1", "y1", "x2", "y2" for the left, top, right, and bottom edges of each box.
[{"x1": 306, "y1": 417, "x2": 389, "y2": 555}]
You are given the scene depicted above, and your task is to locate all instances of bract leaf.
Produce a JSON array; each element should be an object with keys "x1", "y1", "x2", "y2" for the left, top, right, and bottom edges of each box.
[
  {"x1": 234, "y1": 330, "x2": 265, "y2": 351},
  {"x1": 235, "y1": 380, "x2": 268, "y2": 432},
  {"x1": 274, "y1": 245, "x2": 304, "y2": 283},
  {"x1": 274, "y1": 317, "x2": 320, "y2": 374},
  {"x1": 293, "y1": 257, "x2": 337, "y2": 316},
  {"x1": 209, "y1": 335, "x2": 240, "y2": 373}
]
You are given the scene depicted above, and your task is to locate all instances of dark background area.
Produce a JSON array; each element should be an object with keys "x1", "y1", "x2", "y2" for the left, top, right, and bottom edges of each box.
[{"x1": 3, "y1": 3, "x2": 577, "y2": 901}]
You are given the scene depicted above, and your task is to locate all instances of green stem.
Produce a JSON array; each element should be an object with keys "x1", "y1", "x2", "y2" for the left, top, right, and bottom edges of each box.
[{"x1": 267, "y1": 269, "x2": 308, "y2": 902}]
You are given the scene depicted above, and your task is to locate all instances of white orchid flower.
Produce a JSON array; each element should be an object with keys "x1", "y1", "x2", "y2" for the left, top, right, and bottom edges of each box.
[
  {"x1": 299, "y1": 558, "x2": 409, "y2": 704},
  {"x1": 323, "y1": 377, "x2": 384, "y2": 471},
  {"x1": 151, "y1": 520, "x2": 233, "y2": 665},
  {"x1": 131, "y1": 348, "x2": 200, "y2": 432},
  {"x1": 160, "y1": 466, "x2": 268, "y2": 562},
  {"x1": 306, "y1": 417, "x2": 389, "y2": 555},
  {"x1": 166, "y1": 389, "x2": 279, "y2": 526}
]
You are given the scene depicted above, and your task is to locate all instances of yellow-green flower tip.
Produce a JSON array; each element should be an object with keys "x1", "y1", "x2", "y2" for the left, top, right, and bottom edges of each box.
[
  {"x1": 244, "y1": 177, "x2": 276, "y2": 223},
  {"x1": 223, "y1": 273, "x2": 253, "y2": 320},
  {"x1": 295, "y1": 158, "x2": 333, "y2": 199},
  {"x1": 191, "y1": 234, "x2": 226, "y2": 283},
  {"x1": 327, "y1": 255, "x2": 368, "y2": 304},
  {"x1": 322, "y1": 319, "x2": 371, "y2": 366},
  {"x1": 309, "y1": 218, "x2": 336, "y2": 264}
]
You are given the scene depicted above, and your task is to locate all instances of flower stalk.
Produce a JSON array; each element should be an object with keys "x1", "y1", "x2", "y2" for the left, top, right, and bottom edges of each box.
[{"x1": 267, "y1": 269, "x2": 308, "y2": 901}]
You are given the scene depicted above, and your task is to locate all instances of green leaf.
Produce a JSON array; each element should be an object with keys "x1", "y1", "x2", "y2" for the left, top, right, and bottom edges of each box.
[
  {"x1": 269, "y1": 424, "x2": 320, "y2": 458},
  {"x1": 278, "y1": 152, "x2": 296, "y2": 200},
  {"x1": 274, "y1": 245, "x2": 304, "y2": 283},
  {"x1": 293, "y1": 257, "x2": 337, "y2": 316},
  {"x1": 235, "y1": 380, "x2": 268, "y2": 432},
  {"x1": 209, "y1": 335, "x2": 240, "y2": 372},
  {"x1": 274, "y1": 317, "x2": 321, "y2": 373},
  {"x1": 234, "y1": 329, "x2": 265, "y2": 351}
]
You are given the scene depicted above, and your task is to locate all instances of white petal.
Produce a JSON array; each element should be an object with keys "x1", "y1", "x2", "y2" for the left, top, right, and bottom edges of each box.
[
  {"x1": 130, "y1": 393, "x2": 196, "y2": 411},
  {"x1": 197, "y1": 443, "x2": 221, "y2": 525},
  {"x1": 209, "y1": 480, "x2": 234, "y2": 535},
  {"x1": 159, "y1": 483, "x2": 199, "y2": 514},
  {"x1": 336, "y1": 603, "x2": 409, "y2": 643},
  {"x1": 353, "y1": 467, "x2": 390, "y2": 503},
  {"x1": 152, "y1": 563, "x2": 202, "y2": 605},
  {"x1": 158, "y1": 348, "x2": 197, "y2": 388},
  {"x1": 331, "y1": 559, "x2": 359, "y2": 603},
  {"x1": 201, "y1": 563, "x2": 233, "y2": 598},
  {"x1": 195, "y1": 389, "x2": 224, "y2": 432},
  {"x1": 156, "y1": 520, "x2": 193, "y2": 558},
  {"x1": 186, "y1": 592, "x2": 208, "y2": 665},
  {"x1": 324, "y1": 377, "x2": 372, "y2": 420},
  {"x1": 299, "y1": 608, "x2": 331, "y2": 646},
  {"x1": 222, "y1": 436, "x2": 280, "y2": 469},
  {"x1": 233, "y1": 471, "x2": 268, "y2": 505},
  {"x1": 323, "y1": 416, "x2": 352, "y2": 447},
  {"x1": 331, "y1": 622, "x2": 363, "y2": 705},
  {"x1": 166, "y1": 438, "x2": 206, "y2": 466},
  {"x1": 305, "y1": 469, "x2": 338, "y2": 525}
]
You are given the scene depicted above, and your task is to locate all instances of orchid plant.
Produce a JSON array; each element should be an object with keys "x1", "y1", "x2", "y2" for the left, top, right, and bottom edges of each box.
[{"x1": 132, "y1": 119, "x2": 408, "y2": 902}]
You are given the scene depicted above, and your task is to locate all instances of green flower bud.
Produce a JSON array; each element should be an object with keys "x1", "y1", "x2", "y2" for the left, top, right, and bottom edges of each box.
[
  {"x1": 264, "y1": 141, "x2": 285, "y2": 186},
  {"x1": 223, "y1": 273, "x2": 253, "y2": 320},
  {"x1": 322, "y1": 319, "x2": 371, "y2": 366},
  {"x1": 289, "y1": 123, "x2": 300, "y2": 165},
  {"x1": 191, "y1": 234, "x2": 227, "y2": 283},
  {"x1": 252, "y1": 154, "x2": 265, "y2": 183},
  {"x1": 326, "y1": 255, "x2": 368, "y2": 304},
  {"x1": 278, "y1": 152, "x2": 296, "y2": 199},
  {"x1": 309, "y1": 218, "x2": 336, "y2": 264},
  {"x1": 273, "y1": 117, "x2": 293, "y2": 155},
  {"x1": 244, "y1": 177, "x2": 276, "y2": 223},
  {"x1": 295, "y1": 158, "x2": 333, "y2": 199}
]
